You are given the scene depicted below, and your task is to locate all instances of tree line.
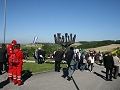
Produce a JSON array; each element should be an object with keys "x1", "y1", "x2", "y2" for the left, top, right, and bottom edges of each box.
[
  {"x1": 21, "y1": 40, "x2": 120, "y2": 57},
  {"x1": 77, "y1": 40, "x2": 120, "y2": 49}
]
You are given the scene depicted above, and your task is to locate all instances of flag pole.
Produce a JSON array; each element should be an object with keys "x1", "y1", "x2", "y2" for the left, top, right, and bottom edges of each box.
[{"x1": 4, "y1": 0, "x2": 6, "y2": 43}]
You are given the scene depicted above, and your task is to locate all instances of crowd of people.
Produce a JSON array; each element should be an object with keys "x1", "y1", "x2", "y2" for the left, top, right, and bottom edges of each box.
[
  {"x1": 53, "y1": 47, "x2": 120, "y2": 81},
  {"x1": 0, "y1": 40, "x2": 24, "y2": 86},
  {"x1": 0, "y1": 40, "x2": 120, "y2": 87}
]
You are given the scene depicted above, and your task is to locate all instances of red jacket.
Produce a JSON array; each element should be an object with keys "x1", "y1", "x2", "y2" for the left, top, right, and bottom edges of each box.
[
  {"x1": 7, "y1": 44, "x2": 14, "y2": 55},
  {"x1": 13, "y1": 48, "x2": 24, "y2": 66}
]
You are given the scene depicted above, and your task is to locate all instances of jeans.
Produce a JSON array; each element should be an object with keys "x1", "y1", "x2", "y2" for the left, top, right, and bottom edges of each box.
[
  {"x1": 35, "y1": 58, "x2": 38, "y2": 63},
  {"x1": 75, "y1": 61, "x2": 79, "y2": 70},
  {"x1": 68, "y1": 65, "x2": 75, "y2": 78},
  {"x1": 80, "y1": 63, "x2": 86, "y2": 71}
]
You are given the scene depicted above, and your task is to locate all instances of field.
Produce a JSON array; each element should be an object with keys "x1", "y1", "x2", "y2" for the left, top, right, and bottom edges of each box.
[
  {"x1": 71, "y1": 42, "x2": 82, "y2": 46},
  {"x1": 85, "y1": 44, "x2": 120, "y2": 52}
]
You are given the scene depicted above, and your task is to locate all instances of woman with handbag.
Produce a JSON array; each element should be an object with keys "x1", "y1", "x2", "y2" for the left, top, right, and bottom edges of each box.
[{"x1": 88, "y1": 53, "x2": 94, "y2": 72}]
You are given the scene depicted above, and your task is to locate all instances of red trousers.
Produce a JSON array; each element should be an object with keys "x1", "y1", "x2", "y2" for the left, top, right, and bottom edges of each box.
[
  {"x1": 13, "y1": 65, "x2": 22, "y2": 80},
  {"x1": 13, "y1": 65, "x2": 22, "y2": 85},
  {"x1": 8, "y1": 65, "x2": 13, "y2": 80}
]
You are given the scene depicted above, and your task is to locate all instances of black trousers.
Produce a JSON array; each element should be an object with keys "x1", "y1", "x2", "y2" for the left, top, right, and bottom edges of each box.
[
  {"x1": 55, "y1": 61, "x2": 61, "y2": 71},
  {"x1": 114, "y1": 66, "x2": 119, "y2": 79},
  {"x1": 38, "y1": 57, "x2": 43, "y2": 64},
  {"x1": 106, "y1": 68, "x2": 113, "y2": 80},
  {"x1": 0, "y1": 62, "x2": 8, "y2": 73},
  {"x1": 88, "y1": 63, "x2": 93, "y2": 71},
  {"x1": 0, "y1": 62, "x2": 3, "y2": 73}
]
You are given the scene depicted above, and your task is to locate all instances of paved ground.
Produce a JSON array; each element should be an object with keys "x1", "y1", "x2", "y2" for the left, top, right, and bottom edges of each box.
[{"x1": 0, "y1": 64, "x2": 120, "y2": 90}]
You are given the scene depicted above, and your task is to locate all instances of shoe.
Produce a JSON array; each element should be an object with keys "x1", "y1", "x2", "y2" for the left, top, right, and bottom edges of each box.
[
  {"x1": 81, "y1": 70, "x2": 84, "y2": 72},
  {"x1": 14, "y1": 79, "x2": 17, "y2": 85},
  {"x1": 0, "y1": 72, "x2": 2, "y2": 75},
  {"x1": 106, "y1": 79, "x2": 109, "y2": 81},
  {"x1": 114, "y1": 77, "x2": 117, "y2": 79},
  {"x1": 18, "y1": 82, "x2": 23, "y2": 86},
  {"x1": 109, "y1": 79, "x2": 113, "y2": 81},
  {"x1": 67, "y1": 77, "x2": 71, "y2": 81},
  {"x1": 18, "y1": 80, "x2": 22, "y2": 86},
  {"x1": 8, "y1": 77, "x2": 13, "y2": 83}
]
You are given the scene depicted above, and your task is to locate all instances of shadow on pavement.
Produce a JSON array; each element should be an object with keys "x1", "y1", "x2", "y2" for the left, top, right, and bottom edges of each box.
[
  {"x1": 61, "y1": 68, "x2": 68, "y2": 78},
  {"x1": 22, "y1": 70, "x2": 33, "y2": 84},
  {"x1": 101, "y1": 70, "x2": 106, "y2": 74},
  {"x1": 0, "y1": 79, "x2": 9, "y2": 89},
  {"x1": 93, "y1": 72, "x2": 106, "y2": 80},
  {"x1": 61, "y1": 68, "x2": 80, "y2": 90},
  {"x1": 71, "y1": 76, "x2": 80, "y2": 90}
]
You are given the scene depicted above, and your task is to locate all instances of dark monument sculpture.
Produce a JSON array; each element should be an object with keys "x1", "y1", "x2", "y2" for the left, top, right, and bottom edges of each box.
[{"x1": 54, "y1": 33, "x2": 76, "y2": 51}]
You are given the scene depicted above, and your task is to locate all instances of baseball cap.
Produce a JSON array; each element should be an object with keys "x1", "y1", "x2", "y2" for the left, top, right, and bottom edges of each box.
[{"x1": 12, "y1": 40, "x2": 17, "y2": 44}]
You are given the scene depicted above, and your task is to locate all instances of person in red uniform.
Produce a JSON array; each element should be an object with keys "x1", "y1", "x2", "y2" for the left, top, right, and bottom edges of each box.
[
  {"x1": 7, "y1": 40, "x2": 17, "y2": 82},
  {"x1": 13, "y1": 44, "x2": 24, "y2": 86}
]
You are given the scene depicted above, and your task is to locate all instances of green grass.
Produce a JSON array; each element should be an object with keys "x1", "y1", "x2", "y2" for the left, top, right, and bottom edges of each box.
[
  {"x1": 26, "y1": 57, "x2": 35, "y2": 61},
  {"x1": 22, "y1": 62, "x2": 67, "y2": 74}
]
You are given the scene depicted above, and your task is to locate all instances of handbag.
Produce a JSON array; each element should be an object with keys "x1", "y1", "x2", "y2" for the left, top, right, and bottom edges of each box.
[{"x1": 87, "y1": 60, "x2": 91, "y2": 65}]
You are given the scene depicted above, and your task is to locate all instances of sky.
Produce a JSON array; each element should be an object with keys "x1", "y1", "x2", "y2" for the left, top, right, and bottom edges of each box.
[{"x1": 0, "y1": 0, "x2": 120, "y2": 44}]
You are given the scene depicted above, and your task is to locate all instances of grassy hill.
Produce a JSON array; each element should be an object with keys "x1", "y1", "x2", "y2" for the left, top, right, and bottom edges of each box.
[
  {"x1": 71, "y1": 42, "x2": 82, "y2": 46},
  {"x1": 85, "y1": 44, "x2": 120, "y2": 52}
]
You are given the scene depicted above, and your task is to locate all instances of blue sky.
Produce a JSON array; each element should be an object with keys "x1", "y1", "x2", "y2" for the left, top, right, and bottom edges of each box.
[{"x1": 0, "y1": 0, "x2": 120, "y2": 44}]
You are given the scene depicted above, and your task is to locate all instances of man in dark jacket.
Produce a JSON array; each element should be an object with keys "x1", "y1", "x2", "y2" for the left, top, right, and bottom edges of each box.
[
  {"x1": 103, "y1": 52, "x2": 114, "y2": 81},
  {"x1": 0, "y1": 44, "x2": 7, "y2": 75},
  {"x1": 54, "y1": 48, "x2": 63, "y2": 72},
  {"x1": 66, "y1": 47, "x2": 75, "y2": 81}
]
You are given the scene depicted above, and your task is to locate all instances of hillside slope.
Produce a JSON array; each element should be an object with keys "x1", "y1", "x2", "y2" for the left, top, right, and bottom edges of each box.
[{"x1": 85, "y1": 44, "x2": 120, "y2": 52}]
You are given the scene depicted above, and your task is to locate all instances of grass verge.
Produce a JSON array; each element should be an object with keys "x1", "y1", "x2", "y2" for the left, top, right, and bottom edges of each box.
[{"x1": 22, "y1": 62, "x2": 67, "y2": 75}]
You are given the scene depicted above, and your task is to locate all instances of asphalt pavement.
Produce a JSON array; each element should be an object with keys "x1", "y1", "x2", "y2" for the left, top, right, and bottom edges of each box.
[{"x1": 0, "y1": 63, "x2": 120, "y2": 90}]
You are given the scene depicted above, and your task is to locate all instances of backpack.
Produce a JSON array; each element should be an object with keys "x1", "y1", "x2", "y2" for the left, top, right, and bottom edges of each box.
[{"x1": 9, "y1": 51, "x2": 20, "y2": 64}]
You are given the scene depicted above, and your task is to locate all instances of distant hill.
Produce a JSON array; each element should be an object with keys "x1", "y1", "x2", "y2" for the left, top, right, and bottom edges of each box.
[
  {"x1": 71, "y1": 42, "x2": 82, "y2": 46},
  {"x1": 85, "y1": 44, "x2": 120, "y2": 52}
]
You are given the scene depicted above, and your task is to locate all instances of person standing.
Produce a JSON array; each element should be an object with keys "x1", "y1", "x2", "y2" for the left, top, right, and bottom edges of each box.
[
  {"x1": 75, "y1": 52, "x2": 79, "y2": 70},
  {"x1": 37, "y1": 48, "x2": 44, "y2": 64},
  {"x1": 88, "y1": 53, "x2": 94, "y2": 72},
  {"x1": 7, "y1": 40, "x2": 17, "y2": 82},
  {"x1": 12, "y1": 44, "x2": 24, "y2": 86},
  {"x1": 0, "y1": 44, "x2": 7, "y2": 75},
  {"x1": 54, "y1": 48, "x2": 63, "y2": 72},
  {"x1": 66, "y1": 47, "x2": 75, "y2": 81},
  {"x1": 34, "y1": 48, "x2": 38, "y2": 63},
  {"x1": 80, "y1": 52, "x2": 86, "y2": 71},
  {"x1": 113, "y1": 53, "x2": 120, "y2": 79},
  {"x1": 103, "y1": 52, "x2": 114, "y2": 81}
]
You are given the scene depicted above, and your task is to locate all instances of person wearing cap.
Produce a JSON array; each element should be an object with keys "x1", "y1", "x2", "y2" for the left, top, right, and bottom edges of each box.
[
  {"x1": 37, "y1": 47, "x2": 44, "y2": 64},
  {"x1": 7, "y1": 40, "x2": 17, "y2": 82}
]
